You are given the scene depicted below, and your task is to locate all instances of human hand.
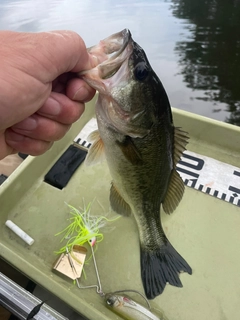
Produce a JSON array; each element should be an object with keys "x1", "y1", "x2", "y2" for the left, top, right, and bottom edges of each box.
[{"x1": 0, "y1": 30, "x2": 97, "y2": 160}]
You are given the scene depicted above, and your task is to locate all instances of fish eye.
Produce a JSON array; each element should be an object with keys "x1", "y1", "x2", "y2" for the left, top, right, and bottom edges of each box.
[
  {"x1": 134, "y1": 62, "x2": 149, "y2": 81},
  {"x1": 106, "y1": 298, "x2": 114, "y2": 306}
]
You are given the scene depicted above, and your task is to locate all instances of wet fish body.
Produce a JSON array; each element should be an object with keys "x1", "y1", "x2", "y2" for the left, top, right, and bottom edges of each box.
[{"x1": 81, "y1": 29, "x2": 192, "y2": 299}]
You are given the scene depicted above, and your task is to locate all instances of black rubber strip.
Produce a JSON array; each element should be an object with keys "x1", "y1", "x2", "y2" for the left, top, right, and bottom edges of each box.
[
  {"x1": 18, "y1": 153, "x2": 28, "y2": 160},
  {"x1": 25, "y1": 280, "x2": 36, "y2": 293},
  {"x1": 44, "y1": 145, "x2": 87, "y2": 189},
  {"x1": 0, "y1": 174, "x2": 8, "y2": 185}
]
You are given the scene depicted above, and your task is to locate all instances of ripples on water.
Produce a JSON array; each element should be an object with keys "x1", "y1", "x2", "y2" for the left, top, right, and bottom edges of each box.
[{"x1": 1, "y1": 0, "x2": 240, "y2": 125}]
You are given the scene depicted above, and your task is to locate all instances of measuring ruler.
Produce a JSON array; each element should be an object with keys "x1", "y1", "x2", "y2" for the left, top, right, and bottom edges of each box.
[
  {"x1": 176, "y1": 151, "x2": 240, "y2": 207},
  {"x1": 75, "y1": 119, "x2": 240, "y2": 208}
]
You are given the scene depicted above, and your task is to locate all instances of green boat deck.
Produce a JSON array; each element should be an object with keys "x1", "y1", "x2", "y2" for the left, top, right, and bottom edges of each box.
[{"x1": 0, "y1": 98, "x2": 240, "y2": 320}]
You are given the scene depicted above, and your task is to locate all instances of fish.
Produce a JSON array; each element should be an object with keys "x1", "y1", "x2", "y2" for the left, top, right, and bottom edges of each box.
[
  {"x1": 105, "y1": 292, "x2": 164, "y2": 320},
  {"x1": 80, "y1": 29, "x2": 192, "y2": 299}
]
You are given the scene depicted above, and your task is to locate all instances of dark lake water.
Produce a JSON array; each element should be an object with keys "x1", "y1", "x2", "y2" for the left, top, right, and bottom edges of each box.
[{"x1": 1, "y1": 0, "x2": 240, "y2": 126}]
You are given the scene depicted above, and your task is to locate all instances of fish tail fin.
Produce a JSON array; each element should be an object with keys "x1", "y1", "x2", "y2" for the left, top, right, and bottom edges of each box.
[{"x1": 140, "y1": 240, "x2": 192, "y2": 299}]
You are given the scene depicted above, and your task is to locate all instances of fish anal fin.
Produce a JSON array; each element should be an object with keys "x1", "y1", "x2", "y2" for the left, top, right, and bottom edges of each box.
[
  {"x1": 110, "y1": 183, "x2": 131, "y2": 216},
  {"x1": 162, "y1": 170, "x2": 185, "y2": 214},
  {"x1": 174, "y1": 127, "x2": 189, "y2": 165},
  {"x1": 85, "y1": 130, "x2": 105, "y2": 166},
  {"x1": 117, "y1": 136, "x2": 143, "y2": 165}
]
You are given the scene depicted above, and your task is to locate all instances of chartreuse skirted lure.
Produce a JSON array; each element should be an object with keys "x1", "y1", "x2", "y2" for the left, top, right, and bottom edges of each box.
[{"x1": 55, "y1": 202, "x2": 118, "y2": 254}]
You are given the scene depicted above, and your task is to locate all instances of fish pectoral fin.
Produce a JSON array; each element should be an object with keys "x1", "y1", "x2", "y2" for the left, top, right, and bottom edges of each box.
[
  {"x1": 110, "y1": 183, "x2": 131, "y2": 216},
  {"x1": 162, "y1": 169, "x2": 185, "y2": 214},
  {"x1": 117, "y1": 136, "x2": 143, "y2": 165},
  {"x1": 174, "y1": 127, "x2": 189, "y2": 165},
  {"x1": 85, "y1": 130, "x2": 105, "y2": 166},
  {"x1": 87, "y1": 129, "x2": 101, "y2": 143}
]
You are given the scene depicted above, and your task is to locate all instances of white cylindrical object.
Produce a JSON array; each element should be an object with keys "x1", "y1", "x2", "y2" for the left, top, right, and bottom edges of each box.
[{"x1": 5, "y1": 220, "x2": 34, "y2": 246}]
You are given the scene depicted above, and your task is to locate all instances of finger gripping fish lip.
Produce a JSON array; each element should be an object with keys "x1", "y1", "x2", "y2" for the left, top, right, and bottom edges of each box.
[{"x1": 80, "y1": 28, "x2": 132, "y2": 79}]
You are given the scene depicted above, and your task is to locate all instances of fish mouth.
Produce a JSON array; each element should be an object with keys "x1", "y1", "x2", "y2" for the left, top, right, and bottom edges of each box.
[{"x1": 79, "y1": 29, "x2": 133, "y2": 90}]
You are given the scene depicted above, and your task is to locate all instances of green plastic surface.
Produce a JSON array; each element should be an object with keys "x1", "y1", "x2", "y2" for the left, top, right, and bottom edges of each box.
[{"x1": 0, "y1": 98, "x2": 240, "y2": 320}]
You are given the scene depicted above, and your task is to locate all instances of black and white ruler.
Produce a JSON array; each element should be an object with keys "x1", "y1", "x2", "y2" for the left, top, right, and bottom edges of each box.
[
  {"x1": 74, "y1": 119, "x2": 240, "y2": 208},
  {"x1": 176, "y1": 151, "x2": 240, "y2": 207},
  {"x1": 74, "y1": 118, "x2": 97, "y2": 149}
]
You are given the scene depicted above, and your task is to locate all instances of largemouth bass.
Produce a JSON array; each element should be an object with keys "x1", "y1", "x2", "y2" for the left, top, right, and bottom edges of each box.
[{"x1": 80, "y1": 29, "x2": 192, "y2": 299}]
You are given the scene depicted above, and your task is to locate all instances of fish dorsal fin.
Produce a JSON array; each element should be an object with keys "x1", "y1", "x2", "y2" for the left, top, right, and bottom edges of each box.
[
  {"x1": 117, "y1": 136, "x2": 143, "y2": 165},
  {"x1": 162, "y1": 127, "x2": 188, "y2": 214},
  {"x1": 162, "y1": 170, "x2": 185, "y2": 214},
  {"x1": 110, "y1": 183, "x2": 131, "y2": 216},
  {"x1": 85, "y1": 130, "x2": 105, "y2": 166},
  {"x1": 173, "y1": 127, "x2": 189, "y2": 165}
]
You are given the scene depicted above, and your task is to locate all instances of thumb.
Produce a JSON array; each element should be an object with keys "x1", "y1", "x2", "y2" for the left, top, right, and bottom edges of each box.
[
  {"x1": 34, "y1": 30, "x2": 97, "y2": 80},
  {"x1": 1, "y1": 30, "x2": 97, "y2": 83}
]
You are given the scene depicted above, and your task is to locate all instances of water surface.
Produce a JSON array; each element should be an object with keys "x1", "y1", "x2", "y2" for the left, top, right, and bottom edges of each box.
[{"x1": 1, "y1": 0, "x2": 240, "y2": 125}]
